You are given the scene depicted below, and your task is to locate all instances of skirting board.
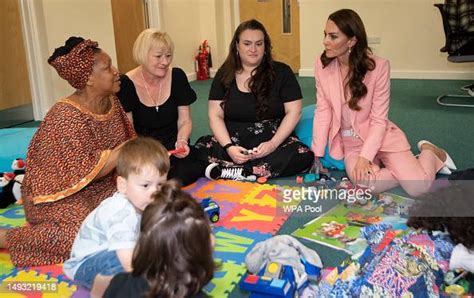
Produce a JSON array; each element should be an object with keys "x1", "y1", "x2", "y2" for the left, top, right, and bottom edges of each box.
[
  {"x1": 298, "y1": 68, "x2": 474, "y2": 80},
  {"x1": 187, "y1": 68, "x2": 218, "y2": 82}
]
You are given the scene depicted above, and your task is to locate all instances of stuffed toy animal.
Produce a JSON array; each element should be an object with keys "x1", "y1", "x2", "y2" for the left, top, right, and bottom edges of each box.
[
  {"x1": 0, "y1": 172, "x2": 18, "y2": 208},
  {"x1": 12, "y1": 158, "x2": 26, "y2": 175},
  {"x1": 0, "y1": 158, "x2": 26, "y2": 208}
]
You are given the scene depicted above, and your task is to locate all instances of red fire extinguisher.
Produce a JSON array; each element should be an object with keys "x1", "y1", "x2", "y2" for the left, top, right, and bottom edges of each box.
[{"x1": 195, "y1": 40, "x2": 212, "y2": 80}]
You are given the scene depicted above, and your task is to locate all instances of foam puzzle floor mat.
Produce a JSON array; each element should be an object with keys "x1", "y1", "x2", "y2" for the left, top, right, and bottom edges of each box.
[
  {"x1": 0, "y1": 177, "x2": 415, "y2": 297},
  {"x1": 0, "y1": 178, "x2": 303, "y2": 297}
]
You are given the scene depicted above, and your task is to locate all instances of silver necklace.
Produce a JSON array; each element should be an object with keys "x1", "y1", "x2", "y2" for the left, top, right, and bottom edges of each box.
[{"x1": 140, "y1": 69, "x2": 162, "y2": 112}]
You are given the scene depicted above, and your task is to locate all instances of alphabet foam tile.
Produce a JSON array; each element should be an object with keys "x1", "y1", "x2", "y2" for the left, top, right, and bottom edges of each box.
[
  {"x1": 0, "y1": 177, "x2": 292, "y2": 297},
  {"x1": 1, "y1": 269, "x2": 77, "y2": 297},
  {"x1": 213, "y1": 227, "x2": 272, "y2": 264},
  {"x1": 207, "y1": 200, "x2": 236, "y2": 221},
  {"x1": 216, "y1": 204, "x2": 288, "y2": 234},
  {"x1": 28, "y1": 264, "x2": 71, "y2": 284},
  {"x1": 0, "y1": 252, "x2": 15, "y2": 279},
  {"x1": 190, "y1": 180, "x2": 257, "y2": 202},
  {"x1": 203, "y1": 259, "x2": 246, "y2": 297},
  {"x1": 183, "y1": 177, "x2": 210, "y2": 194},
  {"x1": 241, "y1": 184, "x2": 284, "y2": 208},
  {"x1": 0, "y1": 205, "x2": 26, "y2": 229}
]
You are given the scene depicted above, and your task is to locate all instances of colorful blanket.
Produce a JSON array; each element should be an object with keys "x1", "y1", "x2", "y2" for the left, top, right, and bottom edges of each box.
[{"x1": 316, "y1": 224, "x2": 455, "y2": 297}]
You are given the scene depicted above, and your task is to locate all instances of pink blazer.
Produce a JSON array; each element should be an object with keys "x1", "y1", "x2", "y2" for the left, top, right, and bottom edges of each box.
[{"x1": 311, "y1": 55, "x2": 410, "y2": 162}]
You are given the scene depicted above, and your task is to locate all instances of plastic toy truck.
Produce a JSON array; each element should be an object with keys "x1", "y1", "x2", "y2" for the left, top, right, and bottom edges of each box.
[
  {"x1": 240, "y1": 262, "x2": 296, "y2": 298},
  {"x1": 200, "y1": 197, "x2": 220, "y2": 223}
]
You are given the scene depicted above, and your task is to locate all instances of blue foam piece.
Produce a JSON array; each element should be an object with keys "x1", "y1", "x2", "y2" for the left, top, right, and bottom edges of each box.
[
  {"x1": 0, "y1": 128, "x2": 37, "y2": 172},
  {"x1": 294, "y1": 104, "x2": 345, "y2": 170}
]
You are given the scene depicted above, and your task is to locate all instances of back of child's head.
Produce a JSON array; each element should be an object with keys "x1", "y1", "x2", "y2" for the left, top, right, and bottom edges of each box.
[
  {"x1": 132, "y1": 180, "x2": 215, "y2": 298},
  {"x1": 116, "y1": 137, "x2": 170, "y2": 178},
  {"x1": 407, "y1": 183, "x2": 474, "y2": 249}
]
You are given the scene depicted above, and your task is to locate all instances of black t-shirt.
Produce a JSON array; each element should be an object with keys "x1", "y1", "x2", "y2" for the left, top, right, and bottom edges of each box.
[
  {"x1": 209, "y1": 61, "x2": 302, "y2": 123},
  {"x1": 103, "y1": 272, "x2": 208, "y2": 298},
  {"x1": 117, "y1": 68, "x2": 197, "y2": 148}
]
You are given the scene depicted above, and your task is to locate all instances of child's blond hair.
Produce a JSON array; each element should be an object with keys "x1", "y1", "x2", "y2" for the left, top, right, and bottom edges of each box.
[{"x1": 116, "y1": 137, "x2": 169, "y2": 178}]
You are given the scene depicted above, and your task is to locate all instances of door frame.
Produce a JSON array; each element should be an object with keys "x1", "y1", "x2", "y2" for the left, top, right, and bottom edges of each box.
[
  {"x1": 233, "y1": 0, "x2": 240, "y2": 25},
  {"x1": 18, "y1": 0, "x2": 53, "y2": 120},
  {"x1": 145, "y1": 0, "x2": 163, "y2": 29},
  {"x1": 18, "y1": 0, "x2": 163, "y2": 120}
]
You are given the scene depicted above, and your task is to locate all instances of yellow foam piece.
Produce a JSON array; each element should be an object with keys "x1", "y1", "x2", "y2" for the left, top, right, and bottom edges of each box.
[
  {"x1": 242, "y1": 184, "x2": 279, "y2": 207},
  {"x1": 1, "y1": 270, "x2": 77, "y2": 297}
]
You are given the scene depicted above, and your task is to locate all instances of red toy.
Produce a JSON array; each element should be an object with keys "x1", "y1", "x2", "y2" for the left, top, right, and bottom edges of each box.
[
  {"x1": 168, "y1": 147, "x2": 186, "y2": 155},
  {"x1": 296, "y1": 176, "x2": 304, "y2": 184}
]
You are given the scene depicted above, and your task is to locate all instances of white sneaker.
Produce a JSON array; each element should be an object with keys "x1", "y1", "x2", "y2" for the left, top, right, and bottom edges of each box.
[{"x1": 205, "y1": 163, "x2": 257, "y2": 181}]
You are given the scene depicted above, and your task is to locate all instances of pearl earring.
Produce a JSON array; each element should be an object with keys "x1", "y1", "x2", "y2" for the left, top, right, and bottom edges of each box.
[{"x1": 348, "y1": 47, "x2": 352, "y2": 54}]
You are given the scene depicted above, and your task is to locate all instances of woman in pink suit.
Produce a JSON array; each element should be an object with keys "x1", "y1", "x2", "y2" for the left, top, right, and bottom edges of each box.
[{"x1": 312, "y1": 9, "x2": 456, "y2": 197}]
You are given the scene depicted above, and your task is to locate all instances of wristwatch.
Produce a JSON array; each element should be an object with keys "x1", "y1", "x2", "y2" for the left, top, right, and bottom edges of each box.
[{"x1": 223, "y1": 142, "x2": 234, "y2": 151}]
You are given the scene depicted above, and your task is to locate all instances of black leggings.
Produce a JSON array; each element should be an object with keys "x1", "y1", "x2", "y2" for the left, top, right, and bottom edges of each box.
[{"x1": 168, "y1": 148, "x2": 207, "y2": 186}]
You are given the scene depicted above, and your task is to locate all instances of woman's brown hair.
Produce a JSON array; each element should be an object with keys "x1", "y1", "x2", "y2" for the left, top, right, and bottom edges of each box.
[
  {"x1": 132, "y1": 180, "x2": 215, "y2": 298},
  {"x1": 321, "y1": 9, "x2": 375, "y2": 111},
  {"x1": 219, "y1": 19, "x2": 275, "y2": 120}
]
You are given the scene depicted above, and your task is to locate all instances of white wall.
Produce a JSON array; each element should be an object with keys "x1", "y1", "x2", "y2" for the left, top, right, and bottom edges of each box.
[
  {"x1": 159, "y1": 0, "x2": 202, "y2": 77},
  {"x1": 299, "y1": 0, "x2": 474, "y2": 79},
  {"x1": 25, "y1": 0, "x2": 235, "y2": 118},
  {"x1": 42, "y1": 0, "x2": 117, "y2": 103},
  {"x1": 22, "y1": 0, "x2": 474, "y2": 119},
  {"x1": 159, "y1": 0, "x2": 234, "y2": 78}
]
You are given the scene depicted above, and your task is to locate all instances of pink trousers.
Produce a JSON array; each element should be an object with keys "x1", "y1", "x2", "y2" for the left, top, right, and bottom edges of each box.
[{"x1": 342, "y1": 135, "x2": 444, "y2": 197}]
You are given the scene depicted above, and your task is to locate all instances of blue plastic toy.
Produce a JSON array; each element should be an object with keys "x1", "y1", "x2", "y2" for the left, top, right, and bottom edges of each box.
[
  {"x1": 240, "y1": 256, "x2": 321, "y2": 297},
  {"x1": 200, "y1": 197, "x2": 220, "y2": 223},
  {"x1": 240, "y1": 262, "x2": 296, "y2": 298}
]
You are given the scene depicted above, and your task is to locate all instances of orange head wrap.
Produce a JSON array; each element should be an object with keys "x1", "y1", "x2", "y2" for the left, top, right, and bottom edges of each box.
[{"x1": 48, "y1": 37, "x2": 99, "y2": 90}]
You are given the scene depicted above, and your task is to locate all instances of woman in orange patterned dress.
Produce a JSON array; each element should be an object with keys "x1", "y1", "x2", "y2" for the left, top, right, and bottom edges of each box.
[{"x1": 0, "y1": 37, "x2": 136, "y2": 266}]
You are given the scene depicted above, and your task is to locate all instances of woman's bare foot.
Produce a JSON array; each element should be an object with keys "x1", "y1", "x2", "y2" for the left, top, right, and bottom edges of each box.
[{"x1": 420, "y1": 142, "x2": 447, "y2": 162}]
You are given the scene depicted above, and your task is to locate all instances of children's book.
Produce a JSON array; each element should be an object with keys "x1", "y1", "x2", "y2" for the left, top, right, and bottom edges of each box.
[{"x1": 291, "y1": 192, "x2": 412, "y2": 255}]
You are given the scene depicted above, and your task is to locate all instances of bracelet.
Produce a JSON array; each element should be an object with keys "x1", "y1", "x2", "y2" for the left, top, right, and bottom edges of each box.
[
  {"x1": 175, "y1": 139, "x2": 188, "y2": 147},
  {"x1": 223, "y1": 142, "x2": 234, "y2": 151}
]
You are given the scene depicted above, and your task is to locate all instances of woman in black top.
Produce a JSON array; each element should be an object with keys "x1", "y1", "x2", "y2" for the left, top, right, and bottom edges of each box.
[
  {"x1": 195, "y1": 19, "x2": 313, "y2": 180},
  {"x1": 117, "y1": 29, "x2": 206, "y2": 186}
]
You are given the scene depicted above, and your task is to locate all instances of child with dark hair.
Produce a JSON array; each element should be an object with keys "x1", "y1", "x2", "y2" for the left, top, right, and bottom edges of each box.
[
  {"x1": 104, "y1": 181, "x2": 215, "y2": 298},
  {"x1": 407, "y1": 183, "x2": 474, "y2": 272},
  {"x1": 63, "y1": 137, "x2": 169, "y2": 297}
]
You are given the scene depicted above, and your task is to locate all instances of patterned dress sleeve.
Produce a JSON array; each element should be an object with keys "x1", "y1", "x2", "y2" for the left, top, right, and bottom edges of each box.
[
  {"x1": 22, "y1": 100, "x2": 127, "y2": 204},
  {"x1": 173, "y1": 68, "x2": 197, "y2": 106}
]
